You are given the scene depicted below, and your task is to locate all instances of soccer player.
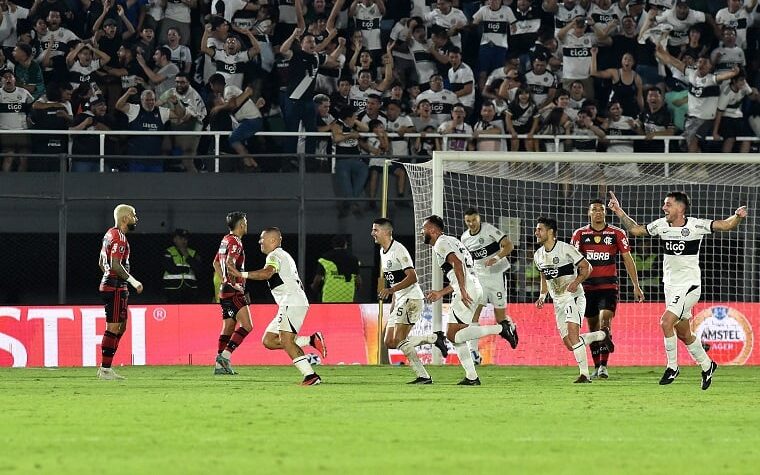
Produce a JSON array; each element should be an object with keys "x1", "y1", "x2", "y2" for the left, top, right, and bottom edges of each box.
[
  {"x1": 97, "y1": 204, "x2": 143, "y2": 380},
  {"x1": 533, "y1": 216, "x2": 611, "y2": 384},
  {"x1": 421, "y1": 215, "x2": 516, "y2": 385},
  {"x1": 372, "y1": 218, "x2": 449, "y2": 384},
  {"x1": 571, "y1": 200, "x2": 645, "y2": 379},
  {"x1": 248, "y1": 228, "x2": 324, "y2": 386},
  {"x1": 212, "y1": 211, "x2": 254, "y2": 375},
  {"x1": 460, "y1": 208, "x2": 519, "y2": 364},
  {"x1": 607, "y1": 191, "x2": 748, "y2": 390}
]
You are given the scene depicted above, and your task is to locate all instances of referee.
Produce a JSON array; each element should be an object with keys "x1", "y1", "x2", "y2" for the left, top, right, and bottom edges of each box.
[{"x1": 280, "y1": 28, "x2": 344, "y2": 154}]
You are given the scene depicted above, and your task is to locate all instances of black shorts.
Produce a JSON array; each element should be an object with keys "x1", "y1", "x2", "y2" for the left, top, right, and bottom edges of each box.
[
  {"x1": 101, "y1": 289, "x2": 129, "y2": 323},
  {"x1": 584, "y1": 289, "x2": 618, "y2": 318},
  {"x1": 718, "y1": 116, "x2": 749, "y2": 140},
  {"x1": 220, "y1": 293, "x2": 249, "y2": 320}
]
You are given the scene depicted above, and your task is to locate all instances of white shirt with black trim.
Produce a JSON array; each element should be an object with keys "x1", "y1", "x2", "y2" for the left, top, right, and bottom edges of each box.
[
  {"x1": 646, "y1": 217, "x2": 712, "y2": 287},
  {"x1": 448, "y1": 62, "x2": 475, "y2": 107},
  {"x1": 461, "y1": 222, "x2": 511, "y2": 276},
  {"x1": 533, "y1": 240, "x2": 586, "y2": 301},
  {"x1": 380, "y1": 240, "x2": 425, "y2": 304},
  {"x1": 432, "y1": 234, "x2": 479, "y2": 292},
  {"x1": 473, "y1": 5, "x2": 516, "y2": 48},
  {"x1": 265, "y1": 247, "x2": 309, "y2": 306}
]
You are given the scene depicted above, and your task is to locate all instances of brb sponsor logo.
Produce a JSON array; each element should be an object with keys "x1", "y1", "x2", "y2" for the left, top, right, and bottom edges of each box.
[{"x1": 692, "y1": 306, "x2": 753, "y2": 365}]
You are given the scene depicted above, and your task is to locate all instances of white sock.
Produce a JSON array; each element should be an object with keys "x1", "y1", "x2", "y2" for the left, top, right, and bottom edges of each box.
[
  {"x1": 580, "y1": 331, "x2": 605, "y2": 345},
  {"x1": 453, "y1": 324, "x2": 500, "y2": 344},
  {"x1": 293, "y1": 355, "x2": 314, "y2": 377},
  {"x1": 467, "y1": 322, "x2": 480, "y2": 353},
  {"x1": 572, "y1": 342, "x2": 589, "y2": 377},
  {"x1": 221, "y1": 350, "x2": 232, "y2": 359},
  {"x1": 407, "y1": 334, "x2": 437, "y2": 347},
  {"x1": 686, "y1": 337, "x2": 712, "y2": 371},
  {"x1": 455, "y1": 342, "x2": 478, "y2": 380},
  {"x1": 398, "y1": 339, "x2": 430, "y2": 378},
  {"x1": 664, "y1": 335, "x2": 678, "y2": 369},
  {"x1": 295, "y1": 336, "x2": 309, "y2": 347}
]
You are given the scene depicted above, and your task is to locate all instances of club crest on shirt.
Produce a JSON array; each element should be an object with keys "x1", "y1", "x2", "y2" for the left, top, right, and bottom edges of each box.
[
  {"x1": 681, "y1": 228, "x2": 690, "y2": 237},
  {"x1": 604, "y1": 236, "x2": 613, "y2": 245},
  {"x1": 387, "y1": 260, "x2": 392, "y2": 268},
  {"x1": 479, "y1": 238, "x2": 484, "y2": 243},
  {"x1": 594, "y1": 236, "x2": 601, "y2": 244},
  {"x1": 552, "y1": 256, "x2": 560, "y2": 264}
]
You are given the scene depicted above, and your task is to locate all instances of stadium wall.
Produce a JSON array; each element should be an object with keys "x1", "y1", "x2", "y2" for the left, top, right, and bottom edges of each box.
[{"x1": 1, "y1": 303, "x2": 755, "y2": 368}]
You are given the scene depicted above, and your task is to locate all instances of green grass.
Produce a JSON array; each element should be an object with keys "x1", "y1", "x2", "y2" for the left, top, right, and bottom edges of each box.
[{"x1": 2, "y1": 365, "x2": 759, "y2": 475}]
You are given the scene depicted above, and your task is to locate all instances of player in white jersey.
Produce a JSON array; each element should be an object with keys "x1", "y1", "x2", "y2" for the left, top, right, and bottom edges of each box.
[
  {"x1": 421, "y1": 215, "x2": 515, "y2": 385},
  {"x1": 533, "y1": 216, "x2": 610, "y2": 383},
  {"x1": 461, "y1": 208, "x2": 519, "y2": 364},
  {"x1": 247, "y1": 227, "x2": 327, "y2": 386},
  {"x1": 372, "y1": 218, "x2": 449, "y2": 384},
  {"x1": 608, "y1": 191, "x2": 748, "y2": 390}
]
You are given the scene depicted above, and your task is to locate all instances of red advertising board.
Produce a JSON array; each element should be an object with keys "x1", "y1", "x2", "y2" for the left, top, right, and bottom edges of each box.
[{"x1": 1, "y1": 302, "x2": 757, "y2": 368}]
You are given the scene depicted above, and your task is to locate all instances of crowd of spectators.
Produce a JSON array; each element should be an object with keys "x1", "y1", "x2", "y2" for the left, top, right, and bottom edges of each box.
[{"x1": 0, "y1": 0, "x2": 759, "y2": 173}]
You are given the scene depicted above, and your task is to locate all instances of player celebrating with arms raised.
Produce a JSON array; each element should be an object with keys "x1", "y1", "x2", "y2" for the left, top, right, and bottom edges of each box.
[
  {"x1": 97, "y1": 204, "x2": 143, "y2": 380},
  {"x1": 213, "y1": 211, "x2": 254, "y2": 375},
  {"x1": 534, "y1": 216, "x2": 612, "y2": 384},
  {"x1": 608, "y1": 191, "x2": 748, "y2": 390},
  {"x1": 571, "y1": 199, "x2": 644, "y2": 379},
  {"x1": 372, "y1": 218, "x2": 449, "y2": 384},
  {"x1": 248, "y1": 227, "x2": 324, "y2": 386},
  {"x1": 461, "y1": 208, "x2": 519, "y2": 364},
  {"x1": 422, "y1": 215, "x2": 516, "y2": 385}
]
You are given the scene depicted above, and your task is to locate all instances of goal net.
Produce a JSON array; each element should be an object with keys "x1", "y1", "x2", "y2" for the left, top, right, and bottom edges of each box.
[{"x1": 400, "y1": 153, "x2": 760, "y2": 367}]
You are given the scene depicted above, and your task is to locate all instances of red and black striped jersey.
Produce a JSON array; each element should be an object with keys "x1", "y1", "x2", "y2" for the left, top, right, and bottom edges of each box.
[
  {"x1": 99, "y1": 227, "x2": 130, "y2": 291},
  {"x1": 571, "y1": 224, "x2": 630, "y2": 292},
  {"x1": 216, "y1": 233, "x2": 246, "y2": 298}
]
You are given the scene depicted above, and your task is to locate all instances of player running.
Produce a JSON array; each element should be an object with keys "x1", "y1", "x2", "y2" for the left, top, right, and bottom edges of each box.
[
  {"x1": 248, "y1": 227, "x2": 324, "y2": 385},
  {"x1": 608, "y1": 191, "x2": 748, "y2": 390},
  {"x1": 533, "y1": 216, "x2": 612, "y2": 384},
  {"x1": 372, "y1": 218, "x2": 449, "y2": 384},
  {"x1": 97, "y1": 204, "x2": 143, "y2": 380},
  {"x1": 422, "y1": 215, "x2": 516, "y2": 385},
  {"x1": 571, "y1": 199, "x2": 644, "y2": 379},
  {"x1": 461, "y1": 208, "x2": 519, "y2": 364},
  {"x1": 212, "y1": 211, "x2": 255, "y2": 375}
]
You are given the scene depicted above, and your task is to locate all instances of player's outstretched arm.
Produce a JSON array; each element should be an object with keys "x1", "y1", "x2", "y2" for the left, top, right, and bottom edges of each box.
[
  {"x1": 247, "y1": 265, "x2": 277, "y2": 281},
  {"x1": 608, "y1": 191, "x2": 648, "y2": 237},
  {"x1": 712, "y1": 206, "x2": 748, "y2": 232}
]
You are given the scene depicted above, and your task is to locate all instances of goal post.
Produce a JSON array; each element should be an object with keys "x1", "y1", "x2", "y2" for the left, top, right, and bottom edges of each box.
[{"x1": 402, "y1": 152, "x2": 760, "y2": 366}]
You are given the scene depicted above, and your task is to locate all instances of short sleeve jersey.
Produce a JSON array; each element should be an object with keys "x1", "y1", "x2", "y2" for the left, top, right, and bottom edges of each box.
[
  {"x1": 571, "y1": 224, "x2": 630, "y2": 292},
  {"x1": 433, "y1": 235, "x2": 478, "y2": 291},
  {"x1": 265, "y1": 247, "x2": 309, "y2": 306},
  {"x1": 99, "y1": 227, "x2": 130, "y2": 291},
  {"x1": 460, "y1": 222, "x2": 511, "y2": 275},
  {"x1": 380, "y1": 240, "x2": 425, "y2": 303},
  {"x1": 533, "y1": 240, "x2": 586, "y2": 300},
  {"x1": 216, "y1": 233, "x2": 245, "y2": 296},
  {"x1": 646, "y1": 217, "x2": 713, "y2": 287}
]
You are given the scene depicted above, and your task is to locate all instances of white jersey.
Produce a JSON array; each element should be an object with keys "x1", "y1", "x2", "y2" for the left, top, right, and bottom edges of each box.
[
  {"x1": 410, "y1": 38, "x2": 437, "y2": 85},
  {"x1": 525, "y1": 70, "x2": 557, "y2": 105},
  {"x1": 553, "y1": 2, "x2": 586, "y2": 34},
  {"x1": 415, "y1": 88, "x2": 457, "y2": 124},
  {"x1": 348, "y1": 85, "x2": 380, "y2": 113},
  {"x1": 718, "y1": 82, "x2": 753, "y2": 119},
  {"x1": 686, "y1": 70, "x2": 720, "y2": 120},
  {"x1": 716, "y1": 7, "x2": 753, "y2": 49},
  {"x1": 385, "y1": 114, "x2": 414, "y2": 156},
  {"x1": 381, "y1": 240, "x2": 425, "y2": 304},
  {"x1": 712, "y1": 46, "x2": 745, "y2": 73},
  {"x1": 424, "y1": 7, "x2": 468, "y2": 48},
  {"x1": 561, "y1": 32, "x2": 595, "y2": 80},
  {"x1": 656, "y1": 8, "x2": 705, "y2": 47},
  {"x1": 432, "y1": 235, "x2": 478, "y2": 292},
  {"x1": 533, "y1": 240, "x2": 586, "y2": 301},
  {"x1": 605, "y1": 115, "x2": 635, "y2": 153},
  {"x1": 0, "y1": 86, "x2": 33, "y2": 130},
  {"x1": 448, "y1": 62, "x2": 475, "y2": 108},
  {"x1": 588, "y1": 3, "x2": 624, "y2": 30},
  {"x1": 473, "y1": 5, "x2": 516, "y2": 48},
  {"x1": 223, "y1": 85, "x2": 261, "y2": 121},
  {"x1": 265, "y1": 247, "x2": 309, "y2": 306},
  {"x1": 212, "y1": 49, "x2": 250, "y2": 89},
  {"x1": 646, "y1": 217, "x2": 712, "y2": 287},
  {"x1": 461, "y1": 222, "x2": 511, "y2": 275},
  {"x1": 354, "y1": 2, "x2": 382, "y2": 51}
]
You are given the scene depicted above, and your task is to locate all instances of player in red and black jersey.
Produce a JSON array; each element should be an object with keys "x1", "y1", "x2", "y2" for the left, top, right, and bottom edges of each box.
[
  {"x1": 97, "y1": 204, "x2": 143, "y2": 380},
  {"x1": 212, "y1": 211, "x2": 255, "y2": 375},
  {"x1": 571, "y1": 199, "x2": 644, "y2": 379}
]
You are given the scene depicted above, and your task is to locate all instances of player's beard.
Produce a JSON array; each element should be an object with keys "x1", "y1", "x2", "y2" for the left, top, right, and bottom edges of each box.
[
  {"x1": 127, "y1": 223, "x2": 137, "y2": 231},
  {"x1": 423, "y1": 233, "x2": 432, "y2": 245}
]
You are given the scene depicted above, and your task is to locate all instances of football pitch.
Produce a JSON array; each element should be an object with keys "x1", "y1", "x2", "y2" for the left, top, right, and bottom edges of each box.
[{"x1": 2, "y1": 365, "x2": 759, "y2": 475}]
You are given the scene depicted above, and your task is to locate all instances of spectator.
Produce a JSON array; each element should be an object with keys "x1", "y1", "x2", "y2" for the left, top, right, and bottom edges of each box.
[
  {"x1": 424, "y1": 0, "x2": 467, "y2": 49},
  {"x1": 544, "y1": 0, "x2": 587, "y2": 38},
  {"x1": 716, "y1": 0, "x2": 757, "y2": 49},
  {"x1": 137, "y1": 45, "x2": 179, "y2": 97},
  {"x1": 349, "y1": 0, "x2": 385, "y2": 65},
  {"x1": 447, "y1": 46, "x2": 475, "y2": 115},
  {"x1": 525, "y1": 56, "x2": 557, "y2": 108},
  {"x1": 711, "y1": 26, "x2": 745, "y2": 74},
  {"x1": 30, "y1": 82, "x2": 73, "y2": 169},
  {"x1": 66, "y1": 41, "x2": 111, "y2": 93},
  {"x1": 0, "y1": 69, "x2": 33, "y2": 171},
  {"x1": 160, "y1": 72, "x2": 206, "y2": 172},
  {"x1": 69, "y1": 96, "x2": 115, "y2": 172},
  {"x1": 415, "y1": 73, "x2": 456, "y2": 124},
  {"x1": 160, "y1": 0, "x2": 193, "y2": 46},
  {"x1": 591, "y1": 47, "x2": 644, "y2": 117},
  {"x1": 471, "y1": 0, "x2": 516, "y2": 89},
  {"x1": 634, "y1": 86, "x2": 675, "y2": 153},
  {"x1": 408, "y1": 17, "x2": 437, "y2": 89},
  {"x1": 570, "y1": 107, "x2": 606, "y2": 152},
  {"x1": 557, "y1": 16, "x2": 603, "y2": 99},
  {"x1": 200, "y1": 27, "x2": 261, "y2": 89},
  {"x1": 162, "y1": 228, "x2": 202, "y2": 303},
  {"x1": 103, "y1": 44, "x2": 146, "y2": 100},
  {"x1": 311, "y1": 235, "x2": 361, "y2": 303},
  {"x1": 437, "y1": 102, "x2": 472, "y2": 151},
  {"x1": 473, "y1": 100, "x2": 507, "y2": 151},
  {"x1": 12, "y1": 42, "x2": 44, "y2": 99},
  {"x1": 364, "y1": 118, "x2": 389, "y2": 209},
  {"x1": 314, "y1": 93, "x2": 334, "y2": 171},
  {"x1": 330, "y1": 104, "x2": 369, "y2": 217},
  {"x1": 164, "y1": 26, "x2": 193, "y2": 74},
  {"x1": 505, "y1": 88, "x2": 540, "y2": 152},
  {"x1": 712, "y1": 72, "x2": 760, "y2": 153}
]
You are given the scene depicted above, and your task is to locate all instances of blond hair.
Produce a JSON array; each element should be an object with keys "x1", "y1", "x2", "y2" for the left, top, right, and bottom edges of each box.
[{"x1": 113, "y1": 204, "x2": 135, "y2": 226}]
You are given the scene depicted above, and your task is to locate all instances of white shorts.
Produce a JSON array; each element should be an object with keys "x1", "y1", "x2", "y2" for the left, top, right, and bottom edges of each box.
[
  {"x1": 664, "y1": 285, "x2": 701, "y2": 320},
  {"x1": 477, "y1": 271, "x2": 508, "y2": 307},
  {"x1": 388, "y1": 298, "x2": 423, "y2": 326},
  {"x1": 265, "y1": 305, "x2": 309, "y2": 334},
  {"x1": 447, "y1": 282, "x2": 484, "y2": 325},
  {"x1": 554, "y1": 294, "x2": 586, "y2": 339}
]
